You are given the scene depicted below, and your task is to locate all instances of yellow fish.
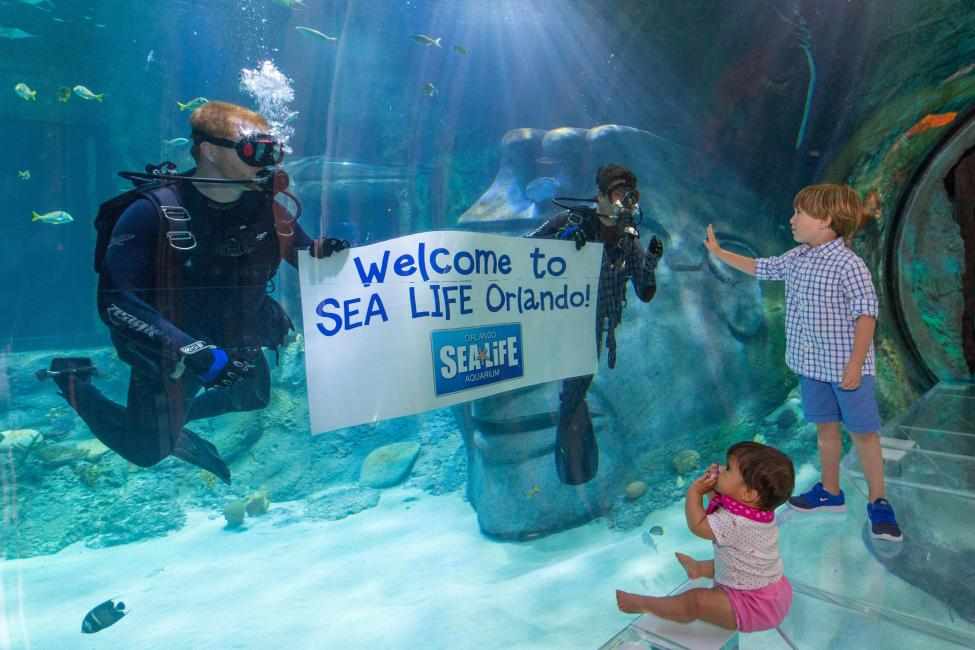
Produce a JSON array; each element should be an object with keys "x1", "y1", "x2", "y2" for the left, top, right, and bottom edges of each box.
[
  {"x1": 57, "y1": 86, "x2": 71, "y2": 103},
  {"x1": 32, "y1": 210, "x2": 74, "y2": 225},
  {"x1": 423, "y1": 82, "x2": 438, "y2": 97},
  {"x1": 453, "y1": 45, "x2": 468, "y2": 55},
  {"x1": 14, "y1": 82, "x2": 36, "y2": 101},
  {"x1": 73, "y1": 85, "x2": 104, "y2": 101},
  {"x1": 18, "y1": 170, "x2": 30, "y2": 180}
]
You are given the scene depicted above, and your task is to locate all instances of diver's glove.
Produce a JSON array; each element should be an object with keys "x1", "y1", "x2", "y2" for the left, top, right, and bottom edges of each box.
[
  {"x1": 178, "y1": 342, "x2": 253, "y2": 388},
  {"x1": 558, "y1": 225, "x2": 587, "y2": 250},
  {"x1": 311, "y1": 237, "x2": 351, "y2": 259},
  {"x1": 646, "y1": 236, "x2": 664, "y2": 268},
  {"x1": 200, "y1": 349, "x2": 254, "y2": 388}
]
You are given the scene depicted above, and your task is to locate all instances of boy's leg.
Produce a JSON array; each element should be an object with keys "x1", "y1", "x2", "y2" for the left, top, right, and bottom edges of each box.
[
  {"x1": 615, "y1": 588, "x2": 736, "y2": 630},
  {"x1": 851, "y1": 431, "x2": 885, "y2": 502},
  {"x1": 817, "y1": 422, "x2": 844, "y2": 495}
]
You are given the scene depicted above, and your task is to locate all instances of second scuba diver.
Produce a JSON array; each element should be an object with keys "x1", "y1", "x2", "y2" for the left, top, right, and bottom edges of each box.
[{"x1": 530, "y1": 164, "x2": 664, "y2": 485}]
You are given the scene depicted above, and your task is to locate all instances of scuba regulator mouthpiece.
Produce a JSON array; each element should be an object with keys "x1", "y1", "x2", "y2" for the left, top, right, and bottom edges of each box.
[{"x1": 612, "y1": 189, "x2": 641, "y2": 238}]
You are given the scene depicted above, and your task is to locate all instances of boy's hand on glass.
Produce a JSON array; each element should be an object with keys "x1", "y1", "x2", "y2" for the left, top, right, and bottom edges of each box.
[
  {"x1": 689, "y1": 464, "x2": 718, "y2": 495},
  {"x1": 840, "y1": 361, "x2": 863, "y2": 390},
  {"x1": 704, "y1": 225, "x2": 721, "y2": 253}
]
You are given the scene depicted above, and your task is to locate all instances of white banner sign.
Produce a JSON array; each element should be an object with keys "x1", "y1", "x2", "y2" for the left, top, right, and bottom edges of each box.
[{"x1": 298, "y1": 230, "x2": 601, "y2": 433}]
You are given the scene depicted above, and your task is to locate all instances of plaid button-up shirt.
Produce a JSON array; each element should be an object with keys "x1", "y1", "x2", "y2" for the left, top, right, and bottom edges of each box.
[{"x1": 755, "y1": 238, "x2": 878, "y2": 383}]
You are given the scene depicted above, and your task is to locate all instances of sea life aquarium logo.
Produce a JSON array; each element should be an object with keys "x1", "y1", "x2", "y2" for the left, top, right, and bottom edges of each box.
[{"x1": 431, "y1": 324, "x2": 523, "y2": 396}]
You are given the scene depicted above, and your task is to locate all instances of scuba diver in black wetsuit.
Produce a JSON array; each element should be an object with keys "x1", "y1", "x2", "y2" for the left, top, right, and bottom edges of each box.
[
  {"x1": 529, "y1": 164, "x2": 663, "y2": 485},
  {"x1": 37, "y1": 101, "x2": 349, "y2": 484}
]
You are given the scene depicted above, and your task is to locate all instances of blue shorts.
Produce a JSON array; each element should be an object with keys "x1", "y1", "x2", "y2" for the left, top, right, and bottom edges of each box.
[{"x1": 799, "y1": 375, "x2": 882, "y2": 434}]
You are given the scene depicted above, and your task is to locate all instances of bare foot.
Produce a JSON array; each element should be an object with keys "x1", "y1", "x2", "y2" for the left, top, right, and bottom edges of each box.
[
  {"x1": 675, "y1": 552, "x2": 703, "y2": 579},
  {"x1": 616, "y1": 589, "x2": 649, "y2": 613}
]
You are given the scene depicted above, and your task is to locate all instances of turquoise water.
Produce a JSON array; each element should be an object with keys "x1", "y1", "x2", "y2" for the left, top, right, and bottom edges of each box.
[{"x1": 2, "y1": 1, "x2": 975, "y2": 648}]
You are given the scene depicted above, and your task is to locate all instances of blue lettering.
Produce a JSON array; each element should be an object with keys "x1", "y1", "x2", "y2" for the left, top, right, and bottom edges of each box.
[
  {"x1": 315, "y1": 298, "x2": 343, "y2": 336},
  {"x1": 430, "y1": 247, "x2": 451, "y2": 273},
  {"x1": 365, "y1": 293, "x2": 389, "y2": 325},
  {"x1": 418, "y1": 242, "x2": 430, "y2": 282},
  {"x1": 547, "y1": 255, "x2": 566, "y2": 277},
  {"x1": 393, "y1": 253, "x2": 417, "y2": 276},
  {"x1": 498, "y1": 254, "x2": 512, "y2": 274},
  {"x1": 454, "y1": 251, "x2": 475, "y2": 275},
  {"x1": 409, "y1": 286, "x2": 430, "y2": 318},
  {"x1": 353, "y1": 251, "x2": 390, "y2": 286},
  {"x1": 316, "y1": 294, "x2": 387, "y2": 335}
]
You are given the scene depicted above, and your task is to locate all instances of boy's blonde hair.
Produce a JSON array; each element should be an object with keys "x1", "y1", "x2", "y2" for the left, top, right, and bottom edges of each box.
[
  {"x1": 793, "y1": 184, "x2": 879, "y2": 244},
  {"x1": 189, "y1": 101, "x2": 270, "y2": 162}
]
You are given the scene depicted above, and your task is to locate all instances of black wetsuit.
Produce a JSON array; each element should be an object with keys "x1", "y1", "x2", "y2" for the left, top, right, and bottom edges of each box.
[
  {"x1": 529, "y1": 208, "x2": 660, "y2": 484},
  {"x1": 59, "y1": 181, "x2": 313, "y2": 478}
]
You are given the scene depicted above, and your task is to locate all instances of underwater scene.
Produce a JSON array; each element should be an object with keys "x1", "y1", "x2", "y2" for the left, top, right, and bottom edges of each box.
[{"x1": 2, "y1": 0, "x2": 975, "y2": 648}]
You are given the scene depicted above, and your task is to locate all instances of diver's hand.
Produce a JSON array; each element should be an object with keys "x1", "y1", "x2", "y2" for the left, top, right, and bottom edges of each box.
[
  {"x1": 557, "y1": 225, "x2": 587, "y2": 250},
  {"x1": 647, "y1": 236, "x2": 663, "y2": 261},
  {"x1": 704, "y1": 225, "x2": 722, "y2": 253},
  {"x1": 311, "y1": 237, "x2": 350, "y2": 259},
  {"x1": 199, "y1": 348, "x2": 253, "y2": 388}
]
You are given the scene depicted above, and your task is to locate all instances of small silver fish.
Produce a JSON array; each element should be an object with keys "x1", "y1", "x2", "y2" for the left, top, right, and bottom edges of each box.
[
  {"x1": 32, "y1": 210, "x2": 74, "y2": 225},
  {"x1": 272, "y1": 0, "x2": 304, "y2": 8},
  {"x1": 412, "y1": 33, "x2": 442, "y2": 47},
  {"x1": 14, "y1": 82, "x2": 37, "y2": 101},
  {"x1": 73, "y1": 85, "x2": 104, "y2": 101},
  {"x1": 0, "y1": 27, "x2": 36, "y2": 39},
  {"x1": 145, "y1": 49, "x2": 155, "y2": 71},
  {"x1": 177, "y1": 97, "x2": 208, "y2": 111},
  {"x1": 162, "y1": 137, "x2": 190, "y2": 146},
  {"x1": 422, "y1": 82, "x2": 437, "y2": 97},
  {"x1": 295, "y1": 26, "x2": 337, "y2": 42},
  {"x1": 18, "y1": 170, "x2": 30, "y2": 180}
]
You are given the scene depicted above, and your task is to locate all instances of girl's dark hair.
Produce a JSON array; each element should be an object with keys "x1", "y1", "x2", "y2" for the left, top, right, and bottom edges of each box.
[
  {"x1": 596, "y1": 164, "x2": 637, "y2": 196},
  {"x1": 727, "y1": 441, "x2": 795, "y2": 511}
]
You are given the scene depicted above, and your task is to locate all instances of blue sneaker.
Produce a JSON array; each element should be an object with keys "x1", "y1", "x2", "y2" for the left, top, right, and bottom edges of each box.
[
  {"x1": 867, "y1": 498, "x2": 903, "y2": 542},
  {"x1": 788, "y1": 482, "x2": 846, "y2": 513}
]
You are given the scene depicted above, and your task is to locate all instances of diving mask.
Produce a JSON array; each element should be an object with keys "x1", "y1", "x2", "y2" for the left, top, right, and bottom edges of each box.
[
  {"x1": 609, "y1": 186, "x2": 641, "y2": 237},
  {"x1": 193, "y1": 131, "x2": 285, "y2": 167},
  {"x1": 610, "y1": 187, "x2": 640, "y2": 217}
]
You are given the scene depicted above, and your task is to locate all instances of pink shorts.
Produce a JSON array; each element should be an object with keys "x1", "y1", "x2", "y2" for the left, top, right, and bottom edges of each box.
[{"x1": 716, "y1": 576, "x2": 792, "y2": 632}]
